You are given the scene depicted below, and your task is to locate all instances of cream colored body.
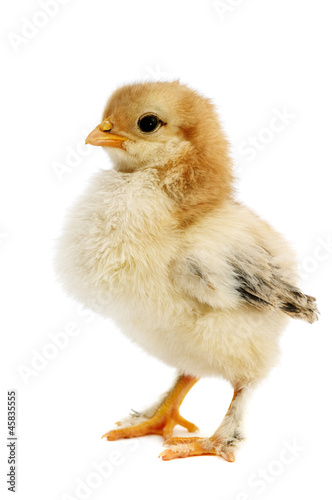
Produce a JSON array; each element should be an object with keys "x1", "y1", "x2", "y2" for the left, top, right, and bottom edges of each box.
[{"x1": 55, "y1": 166, "x2": 294, "y2": 386}]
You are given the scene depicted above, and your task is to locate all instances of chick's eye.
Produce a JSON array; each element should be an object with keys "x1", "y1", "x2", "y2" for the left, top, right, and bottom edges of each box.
[{"x1": 138, "y1": 114, "x2": 160, "y2": 133}]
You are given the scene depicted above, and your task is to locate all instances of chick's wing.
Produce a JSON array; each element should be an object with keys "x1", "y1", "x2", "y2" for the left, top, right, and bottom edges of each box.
[{"x1": 170, "y1": 244, "x2": 318, "y2": 323}]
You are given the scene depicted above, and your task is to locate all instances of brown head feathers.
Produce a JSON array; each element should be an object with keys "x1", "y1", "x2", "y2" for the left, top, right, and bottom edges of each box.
[{"x1": 103, "y1": 81, "x2": 234, "y2": 226}]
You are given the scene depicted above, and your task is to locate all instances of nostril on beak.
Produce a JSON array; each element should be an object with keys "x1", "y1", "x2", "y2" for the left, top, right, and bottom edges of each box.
[{"x1": 99, "y1": 119, "x2": 113, "y2": 132}]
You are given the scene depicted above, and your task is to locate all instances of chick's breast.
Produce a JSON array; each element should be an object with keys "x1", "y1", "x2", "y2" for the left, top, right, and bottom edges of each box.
[{"x1": 55, "y1": 168, "x2": 191, "y2": 322}]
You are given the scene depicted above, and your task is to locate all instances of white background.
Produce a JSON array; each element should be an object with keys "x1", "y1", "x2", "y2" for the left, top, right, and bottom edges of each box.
[{"x1": 1, "y1": 1, "x2": 331, "y2": 499}]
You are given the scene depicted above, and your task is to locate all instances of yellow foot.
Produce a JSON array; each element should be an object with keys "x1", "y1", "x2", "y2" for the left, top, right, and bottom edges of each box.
[
  {"x1": 102, "y1": 375, "x2": 199, "y2": 442},
  {"x1": 102, "y1": 411, "x2": 198, "y2": 442},
  {"x1": 160, "y1": 436, "x2": 236, "y2": 462}
]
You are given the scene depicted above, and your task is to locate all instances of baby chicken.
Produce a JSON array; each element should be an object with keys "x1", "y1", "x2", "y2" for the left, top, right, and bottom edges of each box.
[{"x1": 55, "y1": 81, "x2": 318, "y2": 461}]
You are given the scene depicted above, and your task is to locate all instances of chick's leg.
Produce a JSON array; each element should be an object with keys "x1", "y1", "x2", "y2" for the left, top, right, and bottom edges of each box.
[
  {"x1": 102, "y1": 374, "x2": 199, "y2": 442},
  {"x1": 160, "y1": 385, "x2": 250, "y2": 462}
]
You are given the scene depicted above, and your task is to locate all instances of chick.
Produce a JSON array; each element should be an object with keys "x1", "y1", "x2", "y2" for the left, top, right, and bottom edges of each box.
[{"x1": 55, "y1": 81, "x2": 318, "y2": 461}]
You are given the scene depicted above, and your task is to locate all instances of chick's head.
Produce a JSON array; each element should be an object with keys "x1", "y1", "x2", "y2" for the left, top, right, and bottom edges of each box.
[{"x1": 85, "y1": 81, "x2": 231, "y2": 174}]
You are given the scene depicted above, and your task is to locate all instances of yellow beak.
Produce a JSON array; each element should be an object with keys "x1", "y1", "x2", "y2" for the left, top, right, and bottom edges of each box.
[{"x1": 85, "y1": 118, "x2": 128, "y2": 148}]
